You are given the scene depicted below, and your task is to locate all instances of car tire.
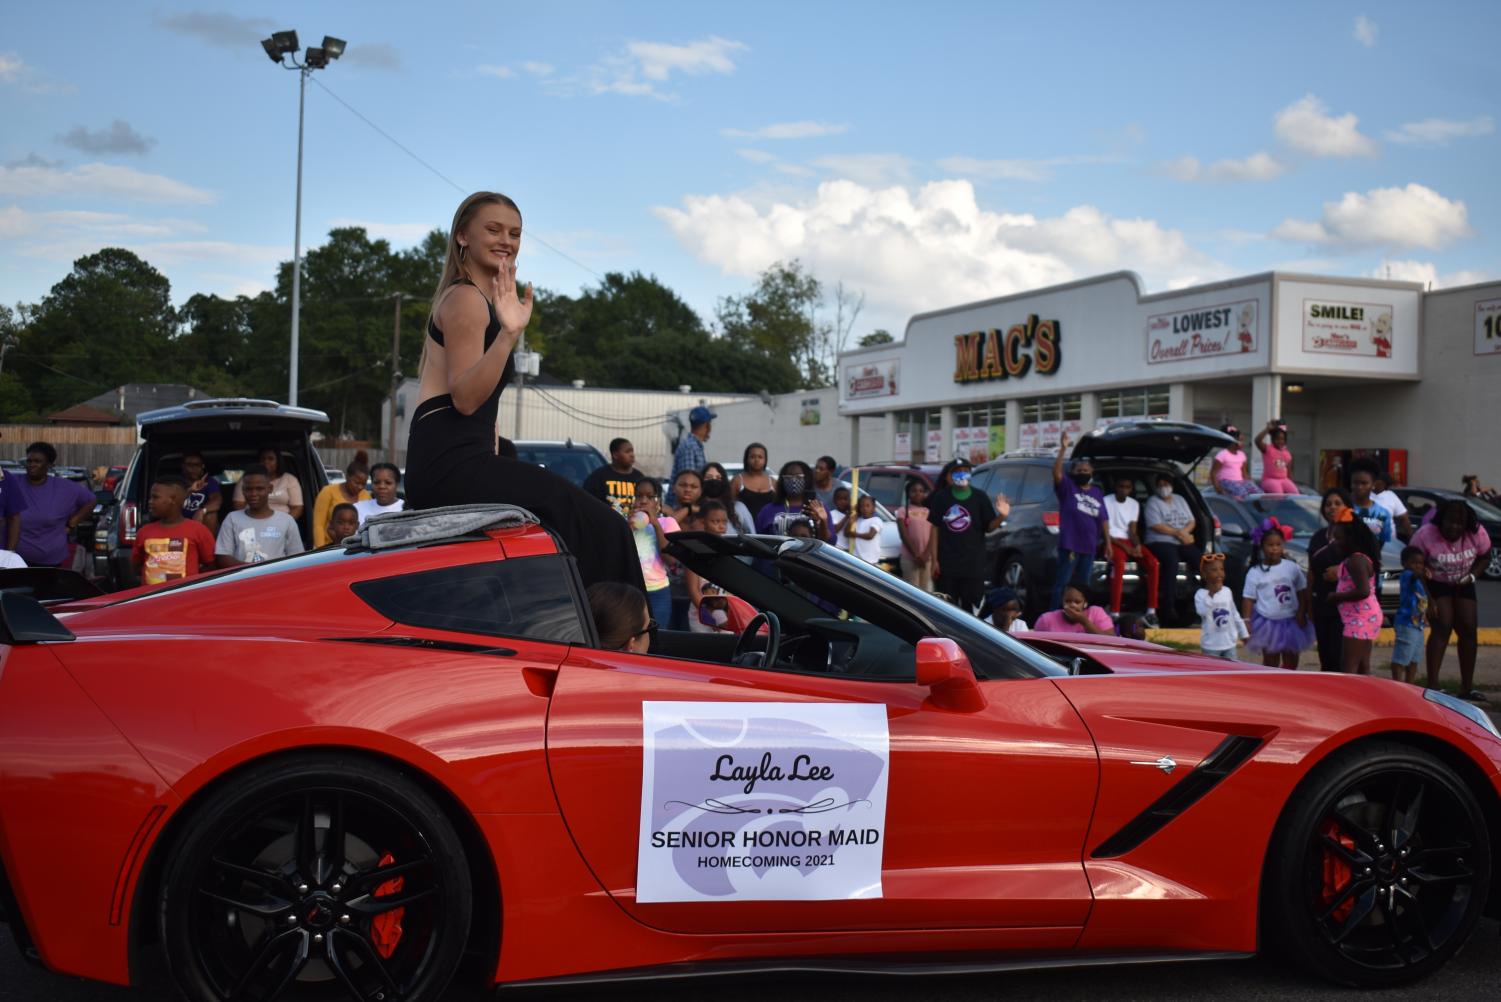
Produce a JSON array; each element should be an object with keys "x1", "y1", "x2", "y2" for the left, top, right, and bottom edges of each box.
[
  {"x1": 1485, "y1": 546, "x2": 1501, "y2": 581},
  {"x1": 1261, "y1": 740, "x2": 1490, "y2": 987},
  {"x1": 160, "y1": 755, "x2": 472, "y2": 1002}
]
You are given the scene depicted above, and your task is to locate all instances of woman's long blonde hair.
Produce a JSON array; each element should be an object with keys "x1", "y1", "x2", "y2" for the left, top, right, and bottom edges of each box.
[{"x1": 421, "y1": 191, "x2": 522, "y2": 374}]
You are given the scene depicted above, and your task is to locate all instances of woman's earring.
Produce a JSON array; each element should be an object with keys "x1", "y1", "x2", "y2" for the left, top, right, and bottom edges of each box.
[{"x1": 458, "y1": 244, "x2": 467, "y2": 261}]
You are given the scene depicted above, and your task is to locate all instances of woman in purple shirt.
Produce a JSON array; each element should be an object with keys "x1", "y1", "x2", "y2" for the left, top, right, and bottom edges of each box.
[{"x1": 14, "y1": 442, "x2": 96, "y2": 568}]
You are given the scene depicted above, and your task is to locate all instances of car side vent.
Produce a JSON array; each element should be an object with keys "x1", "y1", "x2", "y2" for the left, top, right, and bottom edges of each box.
[
  {"x1": 1090, "y1": 734, "x2": 1264, "y2": 859},
  {"x1": 0, "y1": 591, "x2": 77, "y2": 644},
  {"x1": 325, "y1": 636, "x2": 518, "y2": 657}
]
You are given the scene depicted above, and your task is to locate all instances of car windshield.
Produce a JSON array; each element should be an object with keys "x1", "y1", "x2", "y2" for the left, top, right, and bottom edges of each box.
[
  {"x1": 513, "y1": 446, "x2": 604, "y2": 486},
  {"x1": 1247, "y1": 495, "x2": 1325, "y2": 537},
  {"x1": 1465, "y1": 496, "x2": 1501, "y2": 521}
]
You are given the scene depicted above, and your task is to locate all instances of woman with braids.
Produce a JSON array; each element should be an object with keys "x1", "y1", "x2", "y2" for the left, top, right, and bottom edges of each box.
[
  {"x1": 1413, "y1": 498, "x2": 1491, "y2": 700},
  {"x1": 404, "y1": 192, "x2": 642, "y2": 590}
]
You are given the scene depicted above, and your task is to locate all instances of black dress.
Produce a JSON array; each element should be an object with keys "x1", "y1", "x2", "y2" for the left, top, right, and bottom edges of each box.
[{"x1": 404, "y1": 281, "x2": 644, "y2": 591}]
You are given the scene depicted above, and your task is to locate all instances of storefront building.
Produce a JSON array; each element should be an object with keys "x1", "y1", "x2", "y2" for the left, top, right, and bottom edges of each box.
[{"x1": 835, "y1": 271, "x2": 1501, "y2": 489}]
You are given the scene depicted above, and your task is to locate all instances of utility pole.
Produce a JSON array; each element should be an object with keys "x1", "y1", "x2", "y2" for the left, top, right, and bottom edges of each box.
[{"x1": 388, "y1": 293, "x2": 402, "y2": 463}]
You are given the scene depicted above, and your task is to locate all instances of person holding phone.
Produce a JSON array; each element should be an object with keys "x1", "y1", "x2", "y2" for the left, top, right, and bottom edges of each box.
[{"x1": 754, "y1": 460, "x2": 832, "y2": 540}]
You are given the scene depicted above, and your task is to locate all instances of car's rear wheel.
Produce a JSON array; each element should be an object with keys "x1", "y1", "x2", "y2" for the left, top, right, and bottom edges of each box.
[
  {"x1": 1484, "y1": 546, "x2": 1501, "y2": 580},
  {"x1": 998, "y1": 556, "x2": 1035, "y2": 620},
  {"x1": 1263, "y1": 741, "x2": 1490, "y2": 987},
  {"x1": 160, "y1": 756, "x2": 472, "y2": 1002}
]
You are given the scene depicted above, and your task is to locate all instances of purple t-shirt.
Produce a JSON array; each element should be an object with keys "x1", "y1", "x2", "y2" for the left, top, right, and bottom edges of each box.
[
  {"x1": 1055, "y1": 476, "x2": 1108, "y2": 555},
  {"x1": 0, "y1": 469, "x2": 31, "y2": 521},
  {"x1": 14, "y1": 475, "x2": 95, "y2": 566}
]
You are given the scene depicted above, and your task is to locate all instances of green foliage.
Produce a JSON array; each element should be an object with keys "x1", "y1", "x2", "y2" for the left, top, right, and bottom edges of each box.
[
  {"x1": 716, "y1": 260, "x2": 825, "y2": 386},
  {"x1": 859, "y1": 329, "x2": 895, "y2": 347}
]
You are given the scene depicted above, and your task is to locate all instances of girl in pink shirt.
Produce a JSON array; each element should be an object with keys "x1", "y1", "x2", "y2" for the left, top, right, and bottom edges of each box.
[
  {"x1": 1210, "y1": 424, "x2": 1255, "y2": 498},
  {"x1": 1413, "y1": 499, "x2": 1492, "y2": 700},
  {"x1": 1034, "y1": 586, "x2": 1115, "y2": 635},
  {"x1": 1254, "y1": 420, "x2": 1298, "y2": 494}
]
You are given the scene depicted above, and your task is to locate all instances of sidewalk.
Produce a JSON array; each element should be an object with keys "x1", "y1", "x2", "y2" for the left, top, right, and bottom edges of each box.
[{"x1": 1145, "y1": 628, "x2": 1501, "y2": 696}]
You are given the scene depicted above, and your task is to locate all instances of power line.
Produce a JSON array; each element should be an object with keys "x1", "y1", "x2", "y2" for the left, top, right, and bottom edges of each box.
[{"x1": 309, "y1": 76, "x2": 606, "y2": 283}]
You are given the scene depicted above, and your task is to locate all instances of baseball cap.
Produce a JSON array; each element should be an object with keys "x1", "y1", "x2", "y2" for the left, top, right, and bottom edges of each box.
[{"x1": 689, "y1": 405, "x2": 718, "y2": 426}]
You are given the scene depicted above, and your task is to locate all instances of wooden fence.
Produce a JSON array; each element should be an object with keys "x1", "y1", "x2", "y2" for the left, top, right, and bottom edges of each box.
[{"x1": 0, "y1": 424, "x2": 139, "y2": 470}]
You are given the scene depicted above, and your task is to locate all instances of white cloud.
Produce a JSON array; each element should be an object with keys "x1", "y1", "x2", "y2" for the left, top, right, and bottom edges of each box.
[
  {"x1": 809, "y1": 153, "x2": 912, "y2": 186},
  {"x1": 558, "y1": 36, "x2": 746, "y2": 99},
  {"x1": 521, "y1": 61, "x2": 554, "y2": 76},
  {"x1": 722, "y1": 121, "x2": 849, "y2": 140},
  {"x1": 0, "y1": 52, "x2": 22, "y2": 81},
  {"x1": 1274, "y1": 94, "x2": 1378, "y2": 157},
  {"x1": 0, "y1": 205, "x2": 206, "y2": 241},
  {"x1": 1384, "y1": 115, "x2": 1495, "y2": 145},
  {"x1": 476, "y1": 64, "x2": 515, "y2": 78},
  {"x1": 735, "y1": 148, "x2": 777, "y2": 164},
  {"x1": 155, "y1": 12, "x2": 274, "y2": 50},
  {"x1": 1273, "y1": 183, "x2": 1471, "y2": 249},
  {"x1": 654, "y1": 179, "x2": 1221, "y2": 326},
  {"x1": 0, "y1": 161, "x2": 214, "y2": 203},
  {"x1": 1354, "y1": 15, "x2": 1378, "y2": 47},
  {"x1": 326, "y1": 218, "x2": 433, "y2": 245},
  {"x1": 1160, "y1": 151, "x2": 1287, "y2": 182},
  {"x1": 939, "y1": 153, "x2": 1126, "y2": 182},
  {"x1": 1369, "y1": 259, "x2": 1493, "y2": 289},
  {"x1": 773, "y1": 162, "x2": 816, "y2": 178},
  {"x1": 627, "y1": 36, "x2": 745, "y2": 81}
]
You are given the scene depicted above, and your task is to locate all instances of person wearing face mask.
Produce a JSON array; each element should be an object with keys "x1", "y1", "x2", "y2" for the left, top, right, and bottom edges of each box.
[
  {"x1": 1142, "y1": 473, "x2": 1202, "y2": 624},
  {"x1": 1050, "y1": 433, "x2": 1109, "y2": 612},
  {"x1": 700, "y1": 462, "x2": 754, "y2": 534},
  {"x1": 926, "y1": 459, "x2": 1005, "y2": 614},
  {"x1": 754, "y1": 461, "x2": 833, "y2": 540}
]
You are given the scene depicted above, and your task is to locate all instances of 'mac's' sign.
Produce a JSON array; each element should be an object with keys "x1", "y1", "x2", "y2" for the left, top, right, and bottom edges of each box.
[{"x1": 953, "y1": 315, "x2": 1061, "y2": 383}]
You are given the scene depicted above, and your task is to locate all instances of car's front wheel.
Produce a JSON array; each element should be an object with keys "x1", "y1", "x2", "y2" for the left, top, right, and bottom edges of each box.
[
  {"x1": 160, "y1": 755, "x2": 472, "y2": 1002},
  {"x1": 1484, "y1": 546, "x2": 1501, "y2": 580},
  {"x1": 997, "y1": 555, "x2": 1035, "y2": 620},
  {"x1": 1262, "y1": 741, "x2": 1490, "y2": 987}
]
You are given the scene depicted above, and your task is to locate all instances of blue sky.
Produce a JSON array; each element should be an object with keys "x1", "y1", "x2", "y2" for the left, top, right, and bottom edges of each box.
[{"x1": 2, "y1": 1, "x2": 1497, "y2": 337}]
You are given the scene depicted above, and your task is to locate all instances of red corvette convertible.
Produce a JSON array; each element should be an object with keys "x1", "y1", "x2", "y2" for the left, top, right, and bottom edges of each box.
[{"x1": 1, "y1": 505, "x2": 1498, "y2": 1001}]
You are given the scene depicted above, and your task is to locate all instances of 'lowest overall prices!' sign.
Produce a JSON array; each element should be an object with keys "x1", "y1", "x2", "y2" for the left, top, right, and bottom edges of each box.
[{"x1": 637, "y1": 702, "x2": 890, "y2": 902}]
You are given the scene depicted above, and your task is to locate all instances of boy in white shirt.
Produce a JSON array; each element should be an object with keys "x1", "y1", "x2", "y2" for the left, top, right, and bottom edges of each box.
[
  {"x1": 843, "y1": 494, "x2": 884, "y2": 565},
  {"x1": 1104, "y1": 477, "x2": 1160, "y2": 628},
  {"x1": 1194, "y1": 554, "x2": 1246, "y2": 659}
]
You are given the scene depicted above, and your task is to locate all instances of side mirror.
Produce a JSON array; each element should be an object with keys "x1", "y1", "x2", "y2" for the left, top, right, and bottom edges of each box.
[
  {"x1": 1220, "y1": 522, "x2": 1247, "y2": 538},
  {"x1": 915, "y1": 637, "x2": 986, "y2": 712}
]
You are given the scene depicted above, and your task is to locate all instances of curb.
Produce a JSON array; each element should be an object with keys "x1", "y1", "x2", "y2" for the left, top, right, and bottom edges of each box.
[{"x1": 1145, "y1": 627, "x2": 1501, "y2": 648}]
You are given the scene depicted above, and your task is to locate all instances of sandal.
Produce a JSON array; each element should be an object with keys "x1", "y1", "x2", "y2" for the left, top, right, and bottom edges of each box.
[{"x1": 1460, "y1": 689, "x2": 1490, "y2": 703}]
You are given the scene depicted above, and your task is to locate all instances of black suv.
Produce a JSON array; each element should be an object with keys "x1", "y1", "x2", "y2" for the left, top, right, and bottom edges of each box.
[
  {"x1": 93, "y1": 399, "x2": 330, "y2": 590},
  {"x1": 971, "y1": 420, "x2": 1233, "y2": 621}
]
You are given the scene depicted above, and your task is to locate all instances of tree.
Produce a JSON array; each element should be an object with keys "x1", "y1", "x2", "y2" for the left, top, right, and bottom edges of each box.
[
  {"x1": 715, "y1": 260, "x2": 860, "y2": 388},
  {"x1": 15, "y1": 249, "x2": 177, "y2": 416},
  {"x1": 858, "y1": 329, "x2": 895, "y2": 347}
]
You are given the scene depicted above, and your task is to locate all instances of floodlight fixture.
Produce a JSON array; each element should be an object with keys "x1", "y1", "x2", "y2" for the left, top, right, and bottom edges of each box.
[
  {"x1": 271, "y1": 30, "x2": 300, "y2": 56},
  {"x1": 260, "y1": 38, "x2": 282, "y2": 62},
  {"x1": 322, "y1": 36, "x2": 347, "y2": 60}
]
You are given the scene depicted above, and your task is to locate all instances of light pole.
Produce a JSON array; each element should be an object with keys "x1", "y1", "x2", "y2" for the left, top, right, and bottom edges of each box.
[{"x1": 260, "y1": 30, "x2": 346, "y2": 407}]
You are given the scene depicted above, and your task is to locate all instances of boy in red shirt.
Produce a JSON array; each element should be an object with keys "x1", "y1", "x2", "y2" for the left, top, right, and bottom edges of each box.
[{"x1": 132, "y1": 475, "x2": 217, "y2": 586}]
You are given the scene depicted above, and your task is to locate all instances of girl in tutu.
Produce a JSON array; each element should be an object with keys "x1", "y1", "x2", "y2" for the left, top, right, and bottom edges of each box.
[{"x1": 1240, "y1": 517, "x2": 1314, "y2": 668}]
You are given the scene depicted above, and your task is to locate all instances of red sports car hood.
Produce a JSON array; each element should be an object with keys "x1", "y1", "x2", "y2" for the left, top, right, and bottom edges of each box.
[{"x1": 1019, "y1": 631, "x2": 1279, "y2": 675}]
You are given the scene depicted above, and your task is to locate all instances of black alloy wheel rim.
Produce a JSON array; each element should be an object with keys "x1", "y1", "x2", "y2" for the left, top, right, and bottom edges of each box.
[
  {"x1": 1003, "y1": 561, "x2": 1028, "y2": 611},
  {"x1": 190, "y1": 787, "x2": 443, "y2": 1002},
  {"x1": 1486, "y1": 547, "x2": 1501, "y2": 579},
  {"x1": 1306, "y1": 767, "x2": 1480, "y2": 972}
]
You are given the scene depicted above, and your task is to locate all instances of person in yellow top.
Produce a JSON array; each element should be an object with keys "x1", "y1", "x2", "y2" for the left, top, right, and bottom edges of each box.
[{"x1": 311, "y1": 458, "x2": 370, "y2": 547}]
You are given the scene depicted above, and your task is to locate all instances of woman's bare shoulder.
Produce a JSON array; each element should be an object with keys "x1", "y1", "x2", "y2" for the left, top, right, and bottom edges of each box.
[{"x1": 434, "y1": 282, "x2": 491, "y2": 329}]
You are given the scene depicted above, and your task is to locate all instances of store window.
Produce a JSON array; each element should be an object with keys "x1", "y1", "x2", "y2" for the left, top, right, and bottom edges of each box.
[
  {"x1": 952, "y1": 402, "x2": 1005, "y2": 463},
  {"x1": 892, "y1": 408, "x2": 940, "y2": 464},
  {"x1": 1016, "y1": 394, "x2": 1082, "y2": 451},
  {"x1": 1099, "y1": 387, "x2": 1170, "y2": 419}
]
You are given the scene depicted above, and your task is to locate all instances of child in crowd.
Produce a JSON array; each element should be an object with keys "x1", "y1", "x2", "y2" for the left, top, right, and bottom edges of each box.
[
  {"x1": 830, "y1": 486, "x2": 852, "y2": 540},
  {"x1": 895, "y1": 479, "x2": 933, "y2": 591},
  {"x1": 132, "y1": 475, "x2": 218, "y2": 586},
  {"x1": 1104, "y1": 476, "x2": 1160, "y2": 627},
  {"x1": 1328, "y1": 515, "x2": 1382, "y2": 675},
  {"x1": 1390, "y1": 545, "x2": 1428, "y2": 684},
  {"x1": 1241, "y1": 518, "x2": 1314, "y2": 668},
  {"x1": 1194, "y1": 553, "x2": 1246, "y2": 659},
  {"x1": 843, "y1": 493, "x2": 883, "y2": 565},
  {"x1": 354, "y1": 463, "x2": 404, "y2": 525},
  {"x1": 1210, "y1": 425, "x2": 1256, "y2": 498},
  {"x1": 671, "y1": 469, "x2": 703, "y2": 524},
  {"x1": 980, "y1": 586, "x2": 1029, "y2": 635},
  {"x1": 215, "y1": 466, "x2": 305, "y2": 567},
  {"x1": 687, "y1": 501, "x2": 733, "y2": 633},
  {"x1": 628, "y1": 479, "x2": 679, "y2": 629},
  {"x1": 1254, "y1": 420, "x2": 1297, "y2": 494},
  {"x1": 324, "y1": 502, "x2": 360, "y2": 548},
  {"x1": 1034, "y1": 585, "x2": 1115, "y2": 635}
]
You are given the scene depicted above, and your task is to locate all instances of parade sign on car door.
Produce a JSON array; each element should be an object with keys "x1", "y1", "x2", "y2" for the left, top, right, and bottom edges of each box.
[
  {"x1": 637, "y1": 702, "x2": 890, "y2": 903},
  {"x1": 1303, "y1": 299, "x2": 1395, "y2": 357}
]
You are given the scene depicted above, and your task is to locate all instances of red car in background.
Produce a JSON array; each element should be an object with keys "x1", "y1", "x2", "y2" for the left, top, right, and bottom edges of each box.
[{"x1": 1, "y1": 505, "x2": 1499, "y2": 1001}]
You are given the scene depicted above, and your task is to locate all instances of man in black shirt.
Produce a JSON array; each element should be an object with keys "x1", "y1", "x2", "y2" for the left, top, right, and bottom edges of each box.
[
  {"x1": 926, "y1": 459, "x2": 1004, "y2": 614},
  {"x1": 582, "y1": 438, "x2": 647, "y2": 518}
]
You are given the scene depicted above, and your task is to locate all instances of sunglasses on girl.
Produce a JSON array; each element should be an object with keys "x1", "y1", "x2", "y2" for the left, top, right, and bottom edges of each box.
[{"x1": 632, "y1": 619, "x2": 659, "y2": 640}]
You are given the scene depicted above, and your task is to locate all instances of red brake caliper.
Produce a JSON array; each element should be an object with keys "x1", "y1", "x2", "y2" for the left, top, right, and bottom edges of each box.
[
  {"x1": 370, "y1": 852, "x2": 406, "y2": 959},
  {"x1": 1318, "y1": 821, "x2": 1356, "y2": 922}
]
